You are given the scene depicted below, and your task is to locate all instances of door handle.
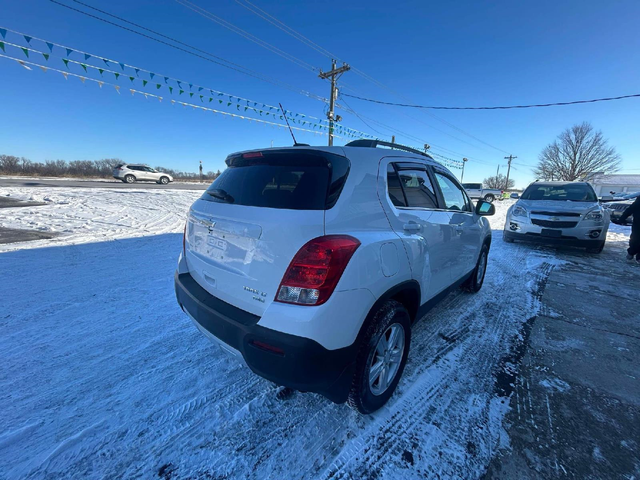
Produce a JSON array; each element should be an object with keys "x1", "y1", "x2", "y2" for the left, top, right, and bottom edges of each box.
[
  {"x1": 455, "y1": 225, "x2": 464, "y2": 235},
  {"x1": 403, "y1": 222, "x2": 421, "y2": 233}
]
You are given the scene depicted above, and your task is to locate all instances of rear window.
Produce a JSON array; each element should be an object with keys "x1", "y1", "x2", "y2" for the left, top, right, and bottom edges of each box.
[
  {"x1": 462, "y1": 183, "x2": 482, "y2": 190},
  {"x1": 521, "y1": 184, "x2": 597, "y2": 202},
  {"x1": 201, "y1": 150, "x2": 350, "y2": 210}
]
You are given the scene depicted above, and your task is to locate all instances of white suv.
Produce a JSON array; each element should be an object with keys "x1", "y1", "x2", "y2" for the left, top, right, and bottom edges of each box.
[
  {"x1": 175, "y1": 141, "x2": 495, "y2": 413},
  {"x1": 113, "y1": 164, "x2": 174, "y2": 184}
]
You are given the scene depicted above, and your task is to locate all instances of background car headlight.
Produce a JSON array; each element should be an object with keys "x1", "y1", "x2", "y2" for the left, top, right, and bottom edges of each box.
[
  {"x1": 584, "y1": 210, "x2": 603, "y2": 221},
  {"x1": 512, "y1": 205, "x2": 528, "y2": 218}
]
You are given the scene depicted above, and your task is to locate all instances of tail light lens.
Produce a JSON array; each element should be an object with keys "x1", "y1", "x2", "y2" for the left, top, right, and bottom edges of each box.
[{"x1": 276, "y1": 235, "x2": 360, "y2": 306}]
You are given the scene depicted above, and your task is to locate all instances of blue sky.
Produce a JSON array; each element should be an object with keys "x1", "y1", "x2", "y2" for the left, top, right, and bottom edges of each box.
[{"x1": 1, "y1": 0, "x2": 638, "y2": 187}]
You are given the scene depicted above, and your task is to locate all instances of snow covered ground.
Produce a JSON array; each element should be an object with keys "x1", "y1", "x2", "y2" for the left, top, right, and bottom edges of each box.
[{"x1": 0, "y1": 189, "x2": 632, "y2": 479}]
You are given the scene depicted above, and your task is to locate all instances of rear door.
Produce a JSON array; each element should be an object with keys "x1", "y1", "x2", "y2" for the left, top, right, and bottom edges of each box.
[
  {"x1": 185, "y1": 149, "x2": 350, "y2": 316},
  {"x1": 433, "y1": 170, "x2": 481, "y2": 281},
  {"x1": 380, "y1": 159, "x2": 456, "y2": 301}
]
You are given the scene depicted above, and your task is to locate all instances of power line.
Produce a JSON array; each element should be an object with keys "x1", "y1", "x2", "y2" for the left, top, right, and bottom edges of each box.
[
  {"x1": 341, "y1": 91, "x2": 640, "y2": 110},
  {"x1": 50, "y1": 0, "x2": 324, "y2": 101},
  {"x1": 174, "y1": 0, "x2": 318, "y2": 73},
  {"x1": 226, "y1": 0, "x2": 511, "y2": 155}
]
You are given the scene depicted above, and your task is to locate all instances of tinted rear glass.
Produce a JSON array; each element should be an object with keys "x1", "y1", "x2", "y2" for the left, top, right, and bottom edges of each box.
[
  {"x1": 201, "y1": 150, "x2": 349, "y2": 210},
  {"x1": 521, "y1": 184, "x2": 597, "y2": 202}
]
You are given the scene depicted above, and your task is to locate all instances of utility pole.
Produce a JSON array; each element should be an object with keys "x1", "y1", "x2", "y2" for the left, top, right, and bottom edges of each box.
[
  {"x1": 461, "y1": 158, "x2": 468, "y2": 182},
  {"x1": 318, "y1": 60, "x2": 350, "y2": 146},
  {"x1": 504, "y1": 154, "x2": 517, "y2": 191},
  {"x1": 391, "y1": 135, "x2": 396, "y2": 144}
]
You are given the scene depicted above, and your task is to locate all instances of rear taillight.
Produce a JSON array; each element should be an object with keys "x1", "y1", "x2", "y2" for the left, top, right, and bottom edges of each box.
[{"x1": 275, "y1": 235, "x2": 360, "y2": 306}]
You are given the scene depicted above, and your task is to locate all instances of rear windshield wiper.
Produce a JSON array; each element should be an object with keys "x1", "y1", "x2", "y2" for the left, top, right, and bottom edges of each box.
[{"x1": 207, "y1": 189, "x2": 235, "y2": 203}]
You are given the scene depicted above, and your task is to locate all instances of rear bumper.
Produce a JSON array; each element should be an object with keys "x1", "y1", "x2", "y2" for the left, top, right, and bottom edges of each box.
[
  {"x1": 174, "y1": 271, "x2": 356, "y2": 403},
  {"x1": 503, "y1": 230, "x2": 604, "y2": 248}
]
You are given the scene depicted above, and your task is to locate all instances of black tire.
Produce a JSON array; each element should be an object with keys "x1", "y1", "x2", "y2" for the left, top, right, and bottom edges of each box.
[
  {"x1": 348, "y1": 300, "x2": 411, "y2": 414},
  {"x1": 586, "y1": 241, "x2": 605, "y2": 254},
  {"x1": 463, "y1": 244, "x2": 489, "y2": 293},
  {"x1": 124, "y1": 174, "x2": 136, "y2": 184},
  {"x1": 159, "y1": 176, "x2": 169, "y2": 185},
  {"x1": 484, "y1": 194, "x2": 495, "y2": 203}
]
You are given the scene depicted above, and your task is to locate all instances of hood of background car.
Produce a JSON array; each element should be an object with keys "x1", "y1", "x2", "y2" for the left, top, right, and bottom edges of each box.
[{"x1": 515, "y1": 199, "x2": 600, "y2": 214}]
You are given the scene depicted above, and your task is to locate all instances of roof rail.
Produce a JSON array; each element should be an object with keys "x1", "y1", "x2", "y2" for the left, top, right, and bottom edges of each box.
[{"x1": 345, "y1": 139, "x2": 434, "y2": 160}]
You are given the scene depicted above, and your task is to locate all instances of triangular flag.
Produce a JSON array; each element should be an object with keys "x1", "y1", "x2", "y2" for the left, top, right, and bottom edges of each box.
[
  {"x1": 114, "y1": 73, "x2": 120, "y2": 80},
  {"x1": 244, "y1": 107, "x2": 248, "y2": 111},
  {"x1": 62, "y1": 58, "x2": 69, "y2": 68},
  {"x1": 0, "y1": 28, "x2": 6, "y2": 39},
  {"x1": 227, "y1": 102, "x2": 232, "y2": 106},
  {"x1": 177, "y1": 81, "x2": 182, "y2": 88},
  {"x1": 79, "y1": 76, "x2": 86, "y2": 83},
  {"x1": 200, "y1": 95, "x2": 204, "y2": 102},
  {"x1": 119, "y1": 62, "x2": 125, "y2": 70},
  {"x1": 80, "y1": 63, "x2": 88, "y2": 72},
  {"x1": 39, "y1": 66, "x2": 47, "y2": 73},
  {"x1": 164, "y1": 77, "x2": 169, "y2": 84},
  {"x1": 236, "y1": 105, "x2": 240, "y2": 110},
  {"x1": 210, "y1": 90, "x2": 215, "y2": 95},
  {"x1": 179, "y1": 89, "x2": 184, "y2": 95},
  {"x1": 24, "y1": 35, "x2": 32, "y2": 44},
  {"x1": 61, "y1": 71, "x2": 68, "y2": 79},
  {"x1": 129, "y1": 76, "x2": 135, "y2": 82},
  {"x1": 114, "y1": 85, "x2": 121, "y2": 94},
  {"x1": 198, "y1": 87, "x2": 203, "y2": 92},
  {"x1": 42, "y1": 53, "x2": 49, "y2": 61},
  {"x1": 98, "y1": 81, "x2": 104, "y2": 88},
  {"x1": 103, "y1": 58, "x2": 110, "y2": 66},
  {"x1": 188, "y1": 83, "x2": 193, "y2": 90},
  {"x1": 46, "y1": 42, "x2": 53, "y2": 52},
  {"x1": 0, "y1": 42, "x2": 4, "y2": 53},
  {"x1": 168, "y1": 86, "x2": 173, "y2": 94},
  {"x1": 84, "y1": 53, "x2": 91, "y2": 61},
  {"x1": 209, "y1": 98, "x2": 213, "y2": 103},
  {"x1": 218, "y1": 100, "x2": 222, "y2": 104},
  {"x1": 66, "y1": 48, "x2": 73, "y2": 57},
  {"x1": 189, "y1": 92, "x2": 194, "y2": 98},
  {"x1": 142, "y1": 80, "x2": 148, "y2": 87},
  {"x1": 98, "y1": 68, "x2": 104, "y2": 75},
  {"x1": 21, "y1": 47, "x2": 29, "y2": 58},
  {"x1": 218, "y1": 92, "x2": 223, "y2": 96},
  {"x1": 134, "y1": 68, "x2": 140, "y2": 76},
  {"x1": 156, "y1": 84, "x2": 161, "y2": 90},
  {"x1": 17, "y1": 60, "x2": 32, "y2": 70},
  {"x1": 149, "y1": 72, "x2": 155, "y2": 79}
]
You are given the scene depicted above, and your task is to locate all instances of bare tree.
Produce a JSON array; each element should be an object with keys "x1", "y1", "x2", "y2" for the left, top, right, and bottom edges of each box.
[
  {"x1": 534, "y1": 122, "x2": 621, "y2": 181},
  {"x1": 483, "y1": 174, "x2": 515, "y2": 190}
]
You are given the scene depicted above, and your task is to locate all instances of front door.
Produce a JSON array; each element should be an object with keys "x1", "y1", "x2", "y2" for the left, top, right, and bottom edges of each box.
[{"x1": 433, "y1": 170, "x2": 481, "y2": 281}]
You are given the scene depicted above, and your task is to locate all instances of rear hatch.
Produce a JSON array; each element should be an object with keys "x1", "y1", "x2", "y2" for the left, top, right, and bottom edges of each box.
[{"x1": 185, "y1": 148, "x2": 349, "y2": 316}]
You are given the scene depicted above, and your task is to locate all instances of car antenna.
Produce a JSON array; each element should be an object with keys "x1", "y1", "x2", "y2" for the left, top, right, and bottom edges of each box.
[{"x1": 279, "y1": 103, "x2": 308, "y2": 146}]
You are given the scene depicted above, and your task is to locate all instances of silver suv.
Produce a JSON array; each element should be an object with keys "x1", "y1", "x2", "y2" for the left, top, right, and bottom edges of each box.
[
  {"x1": 504, "y1": 181, "x2": 610, "y2": 253},
  {"x1": 113, "y1": 164, "x2": 174, "y2": 184}
]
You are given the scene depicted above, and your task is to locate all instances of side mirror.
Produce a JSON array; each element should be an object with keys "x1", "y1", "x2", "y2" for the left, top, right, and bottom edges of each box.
[
  {"x1": 510, "y1": 193, "x2": 520, "y2": 199},
  {"x1": 475, "y1": 200, "x2": 495, "y2": 216}
]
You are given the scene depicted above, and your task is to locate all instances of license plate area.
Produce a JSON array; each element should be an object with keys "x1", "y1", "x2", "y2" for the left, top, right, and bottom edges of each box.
[
  {"x1": 541, "y1": 229, "x2": 562, "y2": 238},
  {"x1": 207, "y1": 234, "x2": 228, "y2": 251}
]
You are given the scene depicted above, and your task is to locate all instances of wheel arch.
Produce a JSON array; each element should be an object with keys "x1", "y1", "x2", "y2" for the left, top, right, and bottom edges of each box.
[{"x1": 357, "y1": 281, "x2": 421, "y2": 345}]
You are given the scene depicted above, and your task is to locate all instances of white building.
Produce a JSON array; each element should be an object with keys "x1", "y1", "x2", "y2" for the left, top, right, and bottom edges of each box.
[{"x1": 586, "y1": 173, "x2": 640, "y2": 196}]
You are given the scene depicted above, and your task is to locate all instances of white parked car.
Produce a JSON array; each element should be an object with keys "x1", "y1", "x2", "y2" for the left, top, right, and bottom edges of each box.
[
  {"x1": 461, "y1": 183, "x2": 503, "y2": 203},
  {"x1": 504, "y1": 181, "x2": 610, "y2": 253},
  {"x1": 113, "y1": 164, "x2": 173, "y2": 184},
  {"x1": 175, "y1": 140, "x2": 495, "y2": 413}
]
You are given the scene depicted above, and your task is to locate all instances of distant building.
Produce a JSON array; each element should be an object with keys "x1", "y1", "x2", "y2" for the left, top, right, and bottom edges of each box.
[{"x1": 585, "y1": 173, "x2": 640, "y2": 196}]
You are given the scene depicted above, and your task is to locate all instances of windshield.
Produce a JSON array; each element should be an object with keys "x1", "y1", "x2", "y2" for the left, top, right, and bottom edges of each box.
[{"x1": 521, "y1": 183, "x2": 597, "y2": 202}]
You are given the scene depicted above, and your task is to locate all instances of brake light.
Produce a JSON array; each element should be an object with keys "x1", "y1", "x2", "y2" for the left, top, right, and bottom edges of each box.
[
  {"x1": 242, "y1": 151, "x2": 263, "y2": 159},
  {"x1": 275, "y1": 235, "x2": 360, "y2": 306}
]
